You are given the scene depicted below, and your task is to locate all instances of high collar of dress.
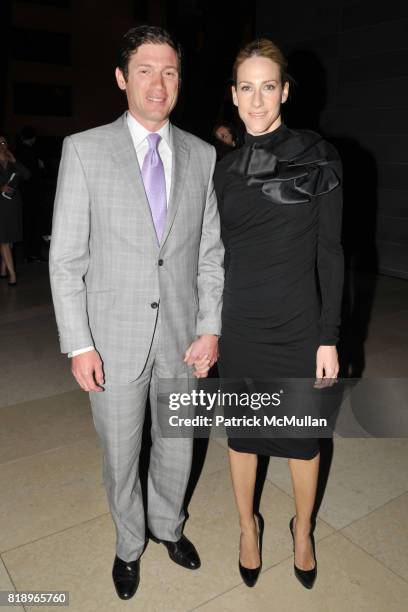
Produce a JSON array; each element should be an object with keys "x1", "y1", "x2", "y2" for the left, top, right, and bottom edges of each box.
[{"x1": 228, "y1": 124, "x2": 340, "y2": 205}]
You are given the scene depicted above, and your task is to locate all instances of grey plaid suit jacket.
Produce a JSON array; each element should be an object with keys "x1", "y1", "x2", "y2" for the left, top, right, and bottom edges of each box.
[{"x1": 49, "y1": 113, "x2": 224, "y2": 382}]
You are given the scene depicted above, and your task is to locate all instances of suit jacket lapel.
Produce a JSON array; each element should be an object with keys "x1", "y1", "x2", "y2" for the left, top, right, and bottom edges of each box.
[
  {"x1": 109, "y1": 113, "x2": 158, "y2": 246},
  {"x1": 160, "y1": 125, "x2": 190, "y2": 250}
]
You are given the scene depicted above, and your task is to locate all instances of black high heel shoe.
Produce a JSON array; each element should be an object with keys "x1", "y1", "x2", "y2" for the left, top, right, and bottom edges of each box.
[
  {"x1": 239, "y1": 512, "x2": 264, "y2": 587},
  {"x1": 289, "y1": 515, "x2": 317, "y2": 589}
]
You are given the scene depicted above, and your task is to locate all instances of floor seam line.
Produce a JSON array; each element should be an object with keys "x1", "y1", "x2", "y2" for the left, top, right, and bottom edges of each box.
[
  {"x1": 338, "y1": 527, "x2": 408, "y2": 585},
  {"x1": 0, "y1": 434, "x2": 99, "y2": 467},
  {"x1": 0, "y1": 551, "x2": 27, "y2": 611},
  {"x1": 0, "y1": 388, "x2": 86, "y2": 412},
  {"x1": 187, "y1": 532, "x2": 336, "y2": 611},
  {"x1": 336, "y1": 488, "x2": 408, "y2": 530},
  {"x1": 0, "y1": 512, "x2": 110, "y2": 556}
]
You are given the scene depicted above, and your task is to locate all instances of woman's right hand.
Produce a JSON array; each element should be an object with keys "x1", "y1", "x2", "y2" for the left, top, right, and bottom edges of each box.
[
  {"x1": 1, "y1": 185, "x2": 13, "y2": 194},
  {"x1": 315, "y1": 345, "x2": 339, "y2": 388}
]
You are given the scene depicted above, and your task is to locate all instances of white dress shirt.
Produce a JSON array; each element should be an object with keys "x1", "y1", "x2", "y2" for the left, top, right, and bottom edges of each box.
[
  {"x1": 127, "y1": 111, "x2": 172, "y2": 204},
  {"x1": 68, "y1": 112, "x2": 173, "y2": 358}
]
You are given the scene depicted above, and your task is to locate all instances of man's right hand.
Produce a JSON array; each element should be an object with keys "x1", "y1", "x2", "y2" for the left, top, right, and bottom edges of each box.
[{"x1": 71, "y1": 349, "x2": 104, "y2": 392}]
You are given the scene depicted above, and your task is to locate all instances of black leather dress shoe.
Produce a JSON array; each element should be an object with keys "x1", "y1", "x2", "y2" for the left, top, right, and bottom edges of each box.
[
  {"x1": 289, "y1": 516, "x2": 317, "y2": 589},
  {"x1": 112, "y1": 555, "x2": 140, "y2": 600},
  {"x1": 239, "y1": 512, "x2": 264, "y2": 587},
  {"x1": 150, "y1": 533, "x2": 201, "y2": 569}
]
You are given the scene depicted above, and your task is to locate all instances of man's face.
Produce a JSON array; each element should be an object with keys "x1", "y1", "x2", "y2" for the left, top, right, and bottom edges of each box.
[
  {"x1": 232, "y1": 56, "x2": 289, "y2": 136},
  {"x1": 115, "y1": 43, "x2": 180, "y2": 131}
]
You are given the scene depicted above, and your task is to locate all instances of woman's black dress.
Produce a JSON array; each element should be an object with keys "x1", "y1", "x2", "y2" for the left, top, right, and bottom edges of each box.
[
  {"x1": 214, "y1": 123, "x2": 344, "y2": 459},
  {"x1": 0, "y1": 160, "x2": 30, "y2": 243}
]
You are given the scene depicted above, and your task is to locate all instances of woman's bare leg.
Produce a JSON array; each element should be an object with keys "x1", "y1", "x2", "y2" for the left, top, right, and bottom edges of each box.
[
  {"x1": 0, "y1": 244, "x2": 16, "y2": 282},
  {"x1": 288, "y1": 452, "x2": 320, "y2": 570},
  {"x1": 228, "y1": 448, "x2": 260, "y2": 568}
]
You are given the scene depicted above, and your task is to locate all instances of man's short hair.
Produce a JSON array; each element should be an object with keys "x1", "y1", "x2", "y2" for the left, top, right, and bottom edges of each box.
[{"x1": 117, "y1": 25, "x2": 182, "y2": 81}]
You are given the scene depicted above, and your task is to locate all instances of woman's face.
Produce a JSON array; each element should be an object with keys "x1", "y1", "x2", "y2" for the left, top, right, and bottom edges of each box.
[
  {"x1": 0, "y1": 137, "x2": 8, "y2": 161},
  {"x1": 232, "y1": 56, "x2": 289, "y2": 136}
]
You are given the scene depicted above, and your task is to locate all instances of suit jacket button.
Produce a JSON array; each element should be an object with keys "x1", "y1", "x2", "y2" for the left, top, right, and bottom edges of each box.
[
  {"x1": 151, "y1": 302, "x2": 158, "y2": 309},
  {"x1": 158, "y1": 259, "x2": 164, "y2": 266}
]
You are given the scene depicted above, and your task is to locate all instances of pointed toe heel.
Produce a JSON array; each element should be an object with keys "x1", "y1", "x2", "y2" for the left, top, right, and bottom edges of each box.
[
  {"x1": 289, "y1": 515, "x2": 317, "y2": 589},
  {"x1": 239, "y1": 512, "x2": 264, "y2": 588}
]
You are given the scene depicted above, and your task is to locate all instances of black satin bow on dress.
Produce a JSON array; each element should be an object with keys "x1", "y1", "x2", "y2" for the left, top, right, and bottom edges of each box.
[{"x1": 228, "y1": 125, "x2": 341, "y2": 204}]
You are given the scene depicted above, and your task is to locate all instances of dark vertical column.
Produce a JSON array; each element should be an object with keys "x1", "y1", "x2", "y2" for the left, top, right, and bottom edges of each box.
[
  {"x1": 148, "y1": 0, "x2": 168, "y2": 27},
  {"x1": 168, "y1": 0, "x2": 255, "y2": 139},
  {"x1": 0, "y1": 0, "x2": 12, "y2": 133},
  {"x1": 255, "y1": 0, "x2": 408, "y2": 279}
]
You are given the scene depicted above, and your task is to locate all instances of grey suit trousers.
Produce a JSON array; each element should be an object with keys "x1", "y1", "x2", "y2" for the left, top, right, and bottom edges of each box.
[{"x1": 89, "y1": 311, "x2": 193, "y2": 562}]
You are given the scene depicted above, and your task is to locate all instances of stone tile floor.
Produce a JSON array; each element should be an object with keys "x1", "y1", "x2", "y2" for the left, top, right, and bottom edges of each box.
[{"x1": 1, "y1": 264, "x2": 407, "y2": 611}]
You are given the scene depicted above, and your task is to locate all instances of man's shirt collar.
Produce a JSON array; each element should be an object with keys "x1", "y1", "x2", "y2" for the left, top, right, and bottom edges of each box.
[{"x1": 126, "y1": 111, "x2": 171, "y2": 150}]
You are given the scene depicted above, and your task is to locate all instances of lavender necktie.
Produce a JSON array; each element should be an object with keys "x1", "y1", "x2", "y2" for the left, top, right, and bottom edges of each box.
[{"x1": 141, "y1": 133, "x2": 167, "y2": 244}]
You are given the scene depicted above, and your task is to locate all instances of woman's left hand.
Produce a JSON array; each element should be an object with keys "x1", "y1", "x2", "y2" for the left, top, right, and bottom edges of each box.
[
  {"x1": 193, "y1": 355, "x2": 211, "y2": 378},
  {"x1": 315, "y1": 345, "x2": 339, "y2": 388}
]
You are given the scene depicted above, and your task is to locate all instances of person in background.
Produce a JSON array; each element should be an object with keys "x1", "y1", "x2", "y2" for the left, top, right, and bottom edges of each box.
[
  {"x1": 0, "y1": 135, "x2": 31, "y2": 286},
  {"x1": 16, "y1": 126, "x2": 46, "y2": 262},
  {"x1": 212, "y1": 121, "x2": 239, "y2": 160}
]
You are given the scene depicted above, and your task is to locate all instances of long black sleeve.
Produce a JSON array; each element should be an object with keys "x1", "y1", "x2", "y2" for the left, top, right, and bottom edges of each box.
[{"x1": 317, "y1": 153, "x2": 344, "y2": 345}]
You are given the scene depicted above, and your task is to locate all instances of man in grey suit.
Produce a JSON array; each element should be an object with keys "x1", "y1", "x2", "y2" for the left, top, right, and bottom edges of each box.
[{"x1": 49, "y1": 25, "x2": 224, "y2": 600}]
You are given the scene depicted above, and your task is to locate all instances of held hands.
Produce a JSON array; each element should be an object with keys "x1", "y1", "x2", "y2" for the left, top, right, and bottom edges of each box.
[
  {"x1": 184, "y1": 334, "x2": 219, "y2": 378},
  {"x1": 71, "y1": 349, "x2": 105, "y2": 392},
  {"x1": 72, "y1": 336, "x2": 219, "y2": 389},
  {"x1": 315, "y1": 345, "x2": 339, "y2": 388}
]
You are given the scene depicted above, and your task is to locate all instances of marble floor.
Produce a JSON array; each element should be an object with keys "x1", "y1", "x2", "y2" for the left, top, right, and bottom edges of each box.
[{"x1": 1, "y1": 264, "x2": 408, "y2": 612}]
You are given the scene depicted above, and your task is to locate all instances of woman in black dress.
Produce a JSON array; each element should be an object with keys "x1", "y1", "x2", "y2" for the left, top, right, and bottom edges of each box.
[
  {"x1": 214, "y1": 39, "x2": 343, "y2": 589},
  {"x1": 0, "y1": 135, "x2": 30, "y2": 285}
]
